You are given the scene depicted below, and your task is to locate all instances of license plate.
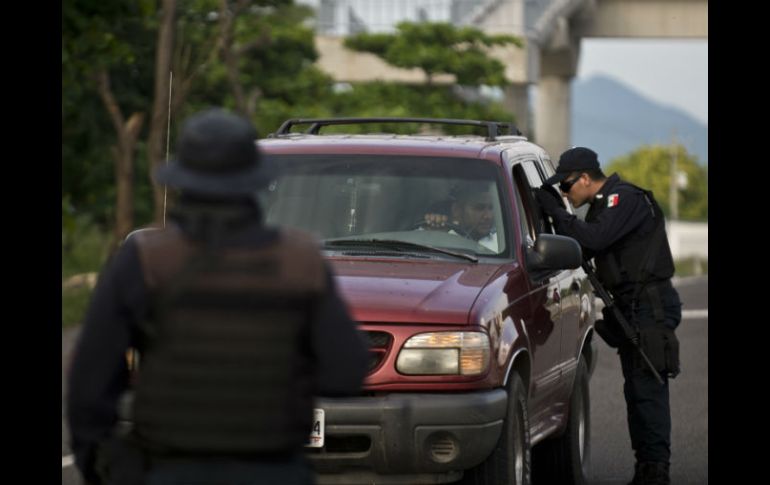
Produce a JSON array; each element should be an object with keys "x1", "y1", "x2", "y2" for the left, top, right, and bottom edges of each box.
[{"x1": 305, "y1": 408, "x2": 325, "y2": 448}]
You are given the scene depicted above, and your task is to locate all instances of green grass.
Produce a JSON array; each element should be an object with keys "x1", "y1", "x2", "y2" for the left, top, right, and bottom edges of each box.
[
  {"x1": 62, "y1": 286, "x2": 94, "y2": 328},
  {"x1": 62, "y1": 217, "x2": 110, "y2": 327},
  {"x1": 62, "y1": 221, "x2": 110, "y2": 279},
  {"x1": 674, "y1": 257, "x2": 708, "y2": 277}
]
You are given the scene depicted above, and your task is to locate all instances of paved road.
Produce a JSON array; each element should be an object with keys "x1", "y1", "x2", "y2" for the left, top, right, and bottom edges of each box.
[{"x1": 62, "y1": 276, "x2": 708, "y2": 484}]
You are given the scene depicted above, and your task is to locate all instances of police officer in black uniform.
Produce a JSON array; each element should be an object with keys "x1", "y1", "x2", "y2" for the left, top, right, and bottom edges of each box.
[
  {"x1": 67, "y1": 109, "x2": 369, "y2": 485},
  {"x1": 534, "y1": 147, "x2": 681, "y2": 485}
]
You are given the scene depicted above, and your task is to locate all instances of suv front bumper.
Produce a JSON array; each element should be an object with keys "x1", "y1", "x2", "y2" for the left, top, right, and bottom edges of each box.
[{"x1": 308, "y1": 389, "x2": 507, "y2": 484}]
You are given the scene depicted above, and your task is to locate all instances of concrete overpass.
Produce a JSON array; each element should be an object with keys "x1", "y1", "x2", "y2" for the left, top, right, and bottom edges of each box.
[{"x1": 307, "y1": 0, "x2": 707, "y2": 159}]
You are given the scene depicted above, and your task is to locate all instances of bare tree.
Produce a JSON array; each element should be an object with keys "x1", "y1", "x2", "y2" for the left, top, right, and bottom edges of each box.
[
  {"x1": 147, "y1": 0, "x2": 177, "y2": 224},
  {"x1": 218, "y1": 0, "x2": 267, "y2": 119},
  {"x1": 169, "y1": 10, "x2": 221, "y2": 116},
  {"x1": 95, "y1": 70, "x2": 145, "y2": 250},
  {"x1": 146, "y1": 0, "x2": 275, "y2": 223}
]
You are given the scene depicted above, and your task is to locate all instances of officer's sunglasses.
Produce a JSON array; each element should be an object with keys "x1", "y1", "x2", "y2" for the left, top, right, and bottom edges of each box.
[{"x1": 559, "y1": 174, "x2": 582, "y2": 193}]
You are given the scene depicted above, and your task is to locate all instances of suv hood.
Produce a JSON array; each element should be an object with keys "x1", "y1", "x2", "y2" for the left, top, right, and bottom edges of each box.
[{"x1": 329, "y1": 258, "x2": 503, "y2": 324}]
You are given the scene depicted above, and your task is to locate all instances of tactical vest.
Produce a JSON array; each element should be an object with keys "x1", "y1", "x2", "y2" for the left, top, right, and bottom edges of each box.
[
  {"x1": 589, "y1": 181, "x2": 674, "y2": 299},
  {"x1": 131, "y1": 225, "x2": 325, "y2": 456}
]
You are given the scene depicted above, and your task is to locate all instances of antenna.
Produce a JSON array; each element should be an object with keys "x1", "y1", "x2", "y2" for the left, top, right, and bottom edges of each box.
[{"x1": 163, "y1": 71, "x2": 173, "y2": 227}]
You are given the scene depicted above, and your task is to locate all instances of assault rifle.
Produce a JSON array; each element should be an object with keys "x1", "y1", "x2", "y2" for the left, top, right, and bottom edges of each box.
[{"x1": 582, "y1": 260, "x2": 665, "y2": 386}]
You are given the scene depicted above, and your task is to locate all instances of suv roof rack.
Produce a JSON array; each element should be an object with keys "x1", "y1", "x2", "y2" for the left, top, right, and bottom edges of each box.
[{"x1": 271, "y1": 117, "x2": 521, "y2": 141}]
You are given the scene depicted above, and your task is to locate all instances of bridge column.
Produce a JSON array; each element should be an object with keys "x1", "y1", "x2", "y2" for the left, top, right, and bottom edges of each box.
[
  {"x1": 503, "y1": 84, "x2": 532, "y2": 138},
  {"x1": 535, "y1": 76, "x2": 572, "y2": 159},
  {"x1": 534, "y1": 32, "x2": 581, "y2": 159}
]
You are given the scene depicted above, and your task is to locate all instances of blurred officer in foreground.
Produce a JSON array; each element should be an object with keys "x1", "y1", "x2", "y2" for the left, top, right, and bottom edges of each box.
[
  {"x1": 534, "y1": 147, "x2": 681, "y2": 485},
  {"x1": 67, "y1": 109, "x2": 369, "y2": 485}
]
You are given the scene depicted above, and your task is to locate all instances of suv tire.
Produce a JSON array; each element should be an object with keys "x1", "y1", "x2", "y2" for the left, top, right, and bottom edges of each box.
[
  {"x1": 460, "y1": 373, "x2": 531, "y2": 485},
  {"x1": 532, "y1": 358, "x2": 591, "y2": 485}
]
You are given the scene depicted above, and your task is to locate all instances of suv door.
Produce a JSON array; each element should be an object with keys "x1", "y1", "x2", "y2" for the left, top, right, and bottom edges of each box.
[
  {"x1": 531, "y1": 157, "x2": 586, "y2": 386},
  {"x1": 510, "y1": 160, "x2": 565, "y2": 423}
]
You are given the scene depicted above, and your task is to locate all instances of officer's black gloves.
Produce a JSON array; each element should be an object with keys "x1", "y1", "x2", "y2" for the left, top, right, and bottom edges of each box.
[{"x1": 533, "y1": 185, "x2": 565, "y2": 215}]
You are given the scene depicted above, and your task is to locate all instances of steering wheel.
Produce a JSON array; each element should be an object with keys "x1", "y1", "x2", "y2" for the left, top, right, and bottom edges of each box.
[{"x1": 409, "y1": 219, "x2": 468, "y2": 236}]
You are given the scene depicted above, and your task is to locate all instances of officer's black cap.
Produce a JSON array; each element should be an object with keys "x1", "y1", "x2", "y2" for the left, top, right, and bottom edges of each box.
[
  {"x1": 544, "y1": 147, "x2": 600, "y2": 185},
  {"x1": 155, "y1": 109, "x2": 271, "y2": 196}
]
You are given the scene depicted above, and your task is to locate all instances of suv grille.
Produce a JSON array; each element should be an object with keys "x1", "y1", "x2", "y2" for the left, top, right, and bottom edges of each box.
[{"x1": 365, "y1": 331, "x2": 392, "y2": 373}]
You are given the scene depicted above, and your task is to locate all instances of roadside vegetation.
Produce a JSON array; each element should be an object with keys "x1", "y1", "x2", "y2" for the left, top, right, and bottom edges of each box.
[
  {"x1": 63, "y1": 198, "x2": 110, "y2": 327},
  {"x1": 606, "y1": 145, "x2": 708, "y2": 221},
  {"x1": 62, "y1": 1, "x2": 707, "y2": 326},
  {"x1": 63, "y1": 1, "x2": 528, "y2": 329},
  {"x1": 674, "y1": 257, "x2": 708, "y2": 277}
]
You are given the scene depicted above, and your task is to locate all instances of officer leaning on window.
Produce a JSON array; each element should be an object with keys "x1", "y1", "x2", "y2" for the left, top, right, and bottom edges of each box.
[
  {"x1": 534, "y1": 147, "x2": 682, "y2": 485},
  {"x1": 66, "y1": 109, "x2": 369, "y2": 485}
]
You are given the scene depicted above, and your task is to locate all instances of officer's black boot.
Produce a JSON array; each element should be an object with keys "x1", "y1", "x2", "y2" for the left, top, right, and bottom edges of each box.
[{"x1": 637, "y1": 461, "x2": 670, "y2": 485}]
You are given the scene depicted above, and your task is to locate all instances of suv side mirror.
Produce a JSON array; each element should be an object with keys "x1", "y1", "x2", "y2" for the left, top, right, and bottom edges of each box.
[{"x1": 525, "y1": 234, "x2": 582, "y2": 276}]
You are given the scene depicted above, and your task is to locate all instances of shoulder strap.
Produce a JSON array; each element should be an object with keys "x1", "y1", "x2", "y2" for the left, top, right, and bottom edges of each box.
[{"x1": 631, "y1": 189, "x2": 666, "y2": 302}]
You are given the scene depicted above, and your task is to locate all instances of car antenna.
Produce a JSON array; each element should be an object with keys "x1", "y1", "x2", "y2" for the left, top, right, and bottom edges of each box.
[{"x1": 163, "y1": 70, "x2": 173, "y2": 228}]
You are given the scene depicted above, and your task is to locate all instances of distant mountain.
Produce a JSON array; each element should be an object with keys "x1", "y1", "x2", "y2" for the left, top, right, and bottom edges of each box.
[{"x1": 571, "y1": 75, "x2": 708, "y2": 165}]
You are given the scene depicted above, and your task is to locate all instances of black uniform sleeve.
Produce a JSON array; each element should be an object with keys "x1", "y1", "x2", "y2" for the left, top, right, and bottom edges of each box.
[
  {"x1": 310, "y1": 265, "x2": 368, "y2": 396},
  {"x1": 66, "y1": 239, "x2": 148, "y2": 484},
  {"x1": 546, "y1": 190, "x2": 651, "y2": 253}
]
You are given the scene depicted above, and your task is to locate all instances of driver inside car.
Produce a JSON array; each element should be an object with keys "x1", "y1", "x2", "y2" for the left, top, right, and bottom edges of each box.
[{"x1": 421, "y1": 186, "x2": 498, "y2": 252}]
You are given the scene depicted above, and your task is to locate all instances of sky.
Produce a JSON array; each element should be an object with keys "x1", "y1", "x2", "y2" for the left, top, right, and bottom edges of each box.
[{"x1": 576, "y1": 39, "x2": 708, "y2": 125}]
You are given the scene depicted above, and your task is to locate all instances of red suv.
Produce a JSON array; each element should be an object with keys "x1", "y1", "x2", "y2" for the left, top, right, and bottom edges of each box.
[{"x1": 258, "y1": 118, "x2": 597, "y2": 485}]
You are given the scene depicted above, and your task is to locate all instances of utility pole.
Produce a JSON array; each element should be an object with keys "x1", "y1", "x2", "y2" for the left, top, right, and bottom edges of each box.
[{"x1": 670, "y1": 134, "x2": 679, "y2": 220}]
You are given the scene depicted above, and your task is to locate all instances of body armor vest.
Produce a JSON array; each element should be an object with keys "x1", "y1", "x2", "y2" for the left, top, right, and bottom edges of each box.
[
  {"x1": 589, "y1": 181, "x2": 674, "y2": 299},
  {"x1": 131, "y1": 225, "x2": 325, "y2": 456}
]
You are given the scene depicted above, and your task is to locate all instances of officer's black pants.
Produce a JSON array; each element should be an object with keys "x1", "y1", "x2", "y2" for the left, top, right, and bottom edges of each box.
[{"x1": 617, "y1": 281, "x2": 681, "y2": 464}]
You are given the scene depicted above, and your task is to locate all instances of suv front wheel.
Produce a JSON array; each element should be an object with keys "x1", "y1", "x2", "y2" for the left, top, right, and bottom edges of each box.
[{"x1": 460, "y1": 372, "x2": 531, "y2": 485}]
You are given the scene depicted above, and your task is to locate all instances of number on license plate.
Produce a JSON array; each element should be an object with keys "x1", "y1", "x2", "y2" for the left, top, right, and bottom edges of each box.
[{"x1": 305, "y1": 408, "x2": 324, "y2": 448}]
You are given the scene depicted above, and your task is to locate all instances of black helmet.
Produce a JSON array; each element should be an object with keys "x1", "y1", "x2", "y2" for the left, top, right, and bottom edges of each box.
[{"x1": 155, "y1": 109, "x2": 270, "y2": 195}]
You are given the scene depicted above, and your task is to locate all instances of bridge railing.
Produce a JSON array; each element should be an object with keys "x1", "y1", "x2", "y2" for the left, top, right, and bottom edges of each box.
[{"x1": 300, "y1": 0, "x2": 497, "y2": 35}]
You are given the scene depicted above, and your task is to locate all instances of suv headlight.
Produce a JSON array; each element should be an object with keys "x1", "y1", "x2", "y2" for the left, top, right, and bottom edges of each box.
[{"x1": 396, "y1": 331, "x2": 490, "y2": 376}]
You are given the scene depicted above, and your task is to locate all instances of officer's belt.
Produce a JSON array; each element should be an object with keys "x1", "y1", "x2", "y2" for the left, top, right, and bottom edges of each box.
[
  {"x1": 635, "y1": 280, "x2": 671, "y2": 325},
  {"x1": 614, "y1": 279, "x2": 670, "y2": 326}
]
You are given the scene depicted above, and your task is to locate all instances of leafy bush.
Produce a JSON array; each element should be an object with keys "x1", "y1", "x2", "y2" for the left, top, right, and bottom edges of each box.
[
  {"x1": 674, "y1": 257, "x2": 708, "y2": 277},
  {"x1": 62, "y1": 286, "x2": 94, "y2": 328},
  {"x1": 62, "y1": 197, "x2": 110, "y2": 326},
  {"x1": 62, "y1": 198, "x2": 110, "y2": 279}
]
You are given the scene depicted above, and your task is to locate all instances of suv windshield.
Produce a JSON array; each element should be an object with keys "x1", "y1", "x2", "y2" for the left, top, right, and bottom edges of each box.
[{"x1": 258, "y1": 154, "x2": 509, "y2": 257}]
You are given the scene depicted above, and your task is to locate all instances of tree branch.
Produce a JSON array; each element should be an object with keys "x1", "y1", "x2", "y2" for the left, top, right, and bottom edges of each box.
[
  {"x1": 95, "y1": 69, "x2": 125, "y2": 134},
  {"x1": 246, "y1": 86, "x2": 262, "y2": 119},
  {"x1": 234, "y1": 28, "x2": 271, "y2": 57},
  {"x1": 219, "y1": 0, "x2": 247, "y2": 115}
]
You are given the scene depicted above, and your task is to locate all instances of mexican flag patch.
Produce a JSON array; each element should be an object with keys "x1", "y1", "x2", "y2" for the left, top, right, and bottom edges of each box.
[{"x1": 607, "y1": 194, "x2": 619, "y2": 207}]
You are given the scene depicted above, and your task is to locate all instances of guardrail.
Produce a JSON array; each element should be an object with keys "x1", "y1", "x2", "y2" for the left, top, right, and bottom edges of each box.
[{"x1": 666, "y1": 220, "x2": 707, "y2": 260}]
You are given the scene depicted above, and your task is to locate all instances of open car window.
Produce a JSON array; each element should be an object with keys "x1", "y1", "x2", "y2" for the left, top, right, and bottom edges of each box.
[{"x1": 517, "y1": 160, "x2": 558, "y2": 235}]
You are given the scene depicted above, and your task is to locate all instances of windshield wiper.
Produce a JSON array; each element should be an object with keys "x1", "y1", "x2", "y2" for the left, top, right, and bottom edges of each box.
[{"x1": 323, "y1": 239, "x2": 478, "y2": 263}]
